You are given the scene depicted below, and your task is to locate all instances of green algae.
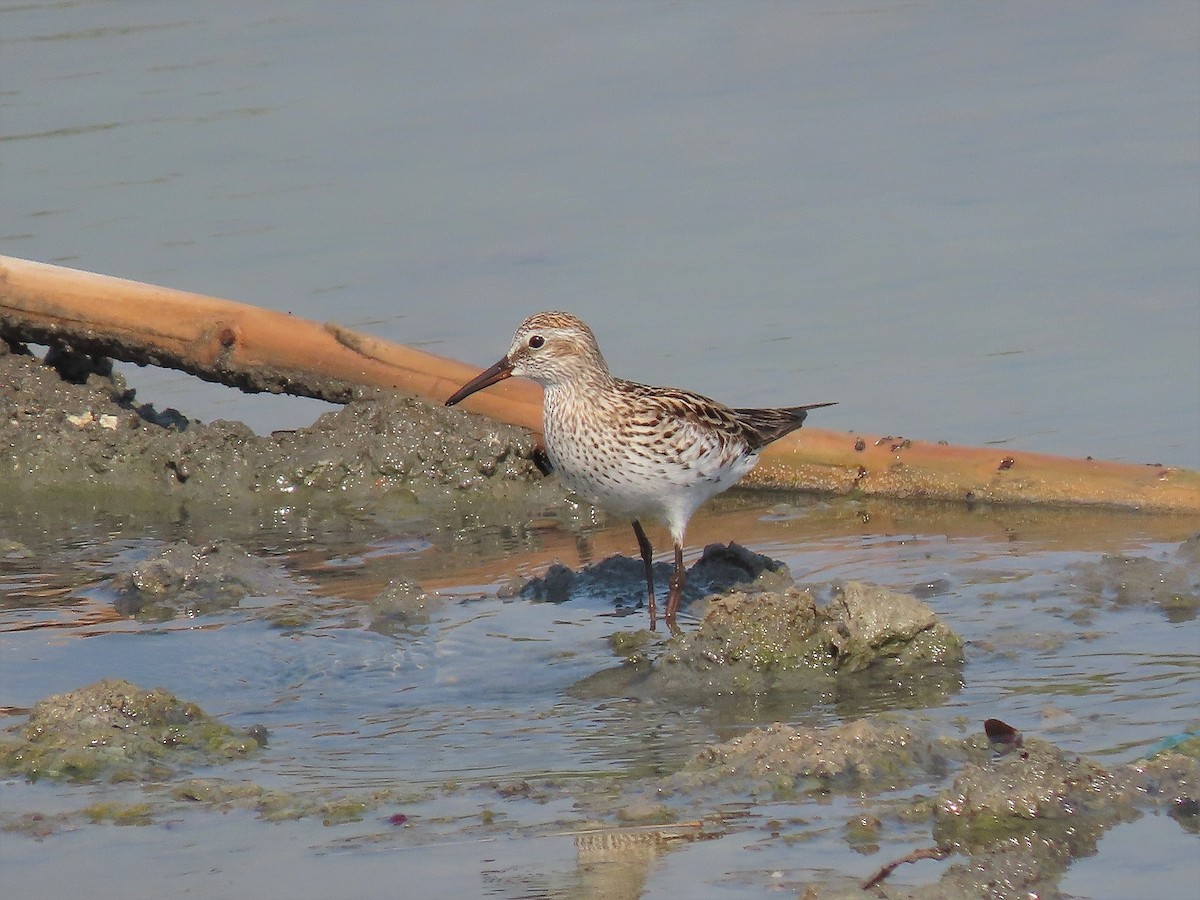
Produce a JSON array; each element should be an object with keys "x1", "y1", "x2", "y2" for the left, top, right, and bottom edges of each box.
[
  {"x1": 0, "y1": 678, "x2": 265, "y2": 784},
  {"x1": 173, "y1": 777, "x2": 419, "y2": 824},
  {"x1": 83, "y1": 801, "x2": 155, "y2": 826},
  {"x1": 574, "y1": 579, "x2": 964, "y2": 711}
]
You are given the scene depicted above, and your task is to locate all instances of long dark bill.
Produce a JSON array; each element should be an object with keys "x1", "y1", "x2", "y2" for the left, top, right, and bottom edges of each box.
[{"x1": 444, "y1": 356, "x2": 514, "y2": 406}]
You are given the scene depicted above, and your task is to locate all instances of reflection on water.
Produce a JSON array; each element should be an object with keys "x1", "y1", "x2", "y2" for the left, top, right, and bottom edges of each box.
[{"x1": 1, "y1": 493, "x2": 1197, "y2": 896}]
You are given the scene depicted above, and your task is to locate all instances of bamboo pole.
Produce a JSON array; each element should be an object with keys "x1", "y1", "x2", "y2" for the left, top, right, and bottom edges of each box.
[
  {"x1": 744, "y1": 428, "x2": 1198, "y2": 511},
  {"x1": 2, "y1": 255, "x2": 1198, "y2": 514},
  {"x1": 0, "y1": 254, "x2": 542, "y2": 430}
]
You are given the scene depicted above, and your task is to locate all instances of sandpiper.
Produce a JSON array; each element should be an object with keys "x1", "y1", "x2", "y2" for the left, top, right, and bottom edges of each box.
[{"x1": 445, "y1": 311, "x2": 834, "y2": 630}]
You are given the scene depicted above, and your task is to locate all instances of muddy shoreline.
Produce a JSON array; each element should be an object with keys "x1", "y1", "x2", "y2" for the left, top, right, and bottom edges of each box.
[
  {"x1": 0, "y1": 340, "x2": 552, "y2": 512},
  {"x1": 2, "y1": 341, "x2": 1197, "y2": 898}
]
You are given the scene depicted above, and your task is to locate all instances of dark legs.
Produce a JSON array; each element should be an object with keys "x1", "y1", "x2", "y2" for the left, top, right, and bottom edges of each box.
[
  {"x1": 631, "y1": 520, "x2": 686, "y2": 632},
  {"x1": 631, "y1": 519, "x2": 657, "y2": 629},
  {"x1": 666, "y1": 542, "x2": 685, "y2": 629}
]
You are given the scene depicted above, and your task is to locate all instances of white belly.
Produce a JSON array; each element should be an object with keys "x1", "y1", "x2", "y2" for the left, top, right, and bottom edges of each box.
[{"x1": 543, "y1": 398, "x2": 757, "y2": 537}]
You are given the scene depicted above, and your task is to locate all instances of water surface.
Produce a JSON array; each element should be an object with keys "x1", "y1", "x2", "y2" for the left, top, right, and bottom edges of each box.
[
  {"x1": 1, "y1": 497, "x2": 1197, "y2": 897},
  {"x1": 2, "y1": 1, "x2": 1197, "y2": 464}
]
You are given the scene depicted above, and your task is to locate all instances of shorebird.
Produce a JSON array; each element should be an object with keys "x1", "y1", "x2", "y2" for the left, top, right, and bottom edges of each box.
[{"x1": 445, "y1": 311, "x2": 834, "y2": 630}]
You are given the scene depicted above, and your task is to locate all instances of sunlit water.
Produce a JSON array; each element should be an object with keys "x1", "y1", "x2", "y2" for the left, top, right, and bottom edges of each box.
[{"x1": 1, "y1": 496, "x2": 1197, "y2": 897}]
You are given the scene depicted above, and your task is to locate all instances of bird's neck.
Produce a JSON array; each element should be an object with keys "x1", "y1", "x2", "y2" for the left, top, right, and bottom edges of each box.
[{"x1": 543, "y1": 364, "x2": 617, "y2": 409}]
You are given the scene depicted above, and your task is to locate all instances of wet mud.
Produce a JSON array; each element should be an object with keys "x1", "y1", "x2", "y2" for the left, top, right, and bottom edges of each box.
[
  {"x1": 569, "y1": 558, "x2": 963, "y2": 711},
  {"x1": 0, "y1": 340, "x2": 552, "y2": 524},
  {"x1": 2, "y1": 342, "x2": 1198, "y2": 897},
  {"x1": 110, "y1": 540, "x2": 292, "y2": 620},
  {"x1": 0, "y1": 678, "x2": 265, "y2": 784},
  {"x1": 1066, "y1": 536, "x2": 1200, "y2": 622}
]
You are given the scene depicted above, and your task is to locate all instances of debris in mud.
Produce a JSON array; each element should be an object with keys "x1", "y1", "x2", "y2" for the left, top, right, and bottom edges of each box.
[
  {"x1": 0, "y1": 678, "x2": 266, "y2": 783},
  {"x1": 109, "y1": 539, "x2": 290, "y2": 619}
]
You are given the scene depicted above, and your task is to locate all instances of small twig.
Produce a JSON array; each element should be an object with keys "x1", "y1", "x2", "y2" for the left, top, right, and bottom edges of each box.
[{"x1": 861, "y1": 844, "x2": 951, "y2": 891}]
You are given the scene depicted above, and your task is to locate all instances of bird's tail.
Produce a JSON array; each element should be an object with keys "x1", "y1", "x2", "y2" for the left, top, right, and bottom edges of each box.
[{"x1": 734, "y1": 401, "x2": 836, "y2": 450}]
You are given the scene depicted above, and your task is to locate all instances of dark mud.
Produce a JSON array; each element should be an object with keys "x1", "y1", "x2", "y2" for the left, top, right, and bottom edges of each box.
[{"x1": 519, "y1": 541, "x2": 793, "y2": 610}]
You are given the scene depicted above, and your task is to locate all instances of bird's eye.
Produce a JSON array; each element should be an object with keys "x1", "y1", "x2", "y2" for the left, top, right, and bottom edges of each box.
[{"x1": 528, "y1": 335, "x2": 545, "y2": 349}]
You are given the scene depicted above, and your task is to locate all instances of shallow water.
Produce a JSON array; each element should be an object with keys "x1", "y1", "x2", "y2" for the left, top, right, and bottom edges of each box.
[
  {"x1": 2, "y1": 2, "x2": 1199, "y2": 896},
  {"x1": 2, "y1": 1, "x2": 1198, "y2": 465},
  {"x1": 1, "y1": 496, "x2": 1197, "y2": 897}
]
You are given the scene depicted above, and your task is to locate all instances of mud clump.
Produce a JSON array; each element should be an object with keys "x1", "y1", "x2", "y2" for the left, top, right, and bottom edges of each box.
[
  {"x1": 367, "y1": 578, "x2": 438, "y2": 634},
  {"x1": 1, "y1": 538, "x2": 33, "y2": 559},
  {"x1": 1067, "y1": 535, "x2": 1200, "y2": 622},
  {"x1": 580, "y1": 582, "x2": 961, "y2": 708},
  {"x1": 0, "y1": 342, "x2": 543, "y2": 513},
  {"x1": 671, "y1": 717, "x2": 948, "y2": 798},
  {"x1": 898, "y1": 732, "x2": 1200, "y2": 899},
  {"x1": 110, "y1": 539, "x2": 291, "y2": 619},
  {"x1": 693, "y1": 719, "x2": 1199, "y2": 899},
  {"x1": 0, "y1": 679, "x2": 266, "y2": 783},
  {"x1": 934, "y1": 737, "x2": 1140, "y2": 850},
  {"x1": 660, "y1": 578, "x2": 963, "y2": 688},
  {"x1": 827, "y1": 580, "x2": 964, "y2": 672},
  {"x1": 935, "y1": 733, "x2": 1200, "y2": 846}
]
